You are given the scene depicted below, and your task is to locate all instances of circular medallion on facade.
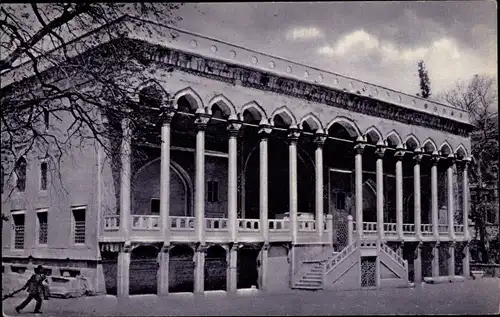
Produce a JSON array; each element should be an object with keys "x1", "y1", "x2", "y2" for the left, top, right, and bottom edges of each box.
[
  {"x1": 230, "y1": 50, "x2": 236, "y2": 58},
  {"x1": 252, "y1": 56, "x2": 258, "y2": 64},
  {"x1": 190, "y1": 40, "x2": 197, "y2": 48},
  {"x1": 304, "y1": 70, "x2": 309, "y2": 78},
  {"x1": 269, "y1": 61, "x2": 275, "y2": 68},
  {"x1": 424, "y1": 103, "x2": 428, "y2": 109},
  {"x1": 210, "y1": 45, "x2": 218, "y2": 53},
  {"x1": 317, "y1": 74, "x2": 324, "y2": 82},
  {"x1": 286, "y1": 66, "x2": 292, "y2": 73}
]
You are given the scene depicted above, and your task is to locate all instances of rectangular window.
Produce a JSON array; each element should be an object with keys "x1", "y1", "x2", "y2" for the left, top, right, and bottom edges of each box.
[
  {"x1": 72, "y1": 207, "x2": 86, "y2": 244},
  {"x1": 207, "y1": 181, "x2": 219, "y2": 203},
  {"x1": 12, "y1": 212, "x2": 25, "y2": 249},
  {"x1": 40, "y1": 162, "x2": 48, "y2": 191},
  {"x1": 37, "y1": 210, "x2": 48, "y2": 245},
  {"x1": 151, "y1": 199, "x2": 160, "y2": 214}
]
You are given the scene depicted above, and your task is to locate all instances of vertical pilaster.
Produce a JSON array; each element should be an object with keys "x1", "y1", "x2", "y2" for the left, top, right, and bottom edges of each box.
[
  {"x1": 347, "y1": 215, "x2": 353, "y2": 245},
  {"x1": 413, "y1": 153, "x2": 423, "y2": 240},
  {"x1": 354, "y1": 142, "x2": 366, "y2": 240},
  {"x1": 160, "y1": 107, "x2": 175, "y2": 244},
  {"x1": 288, "y1": 129, "x2": 300, "y2": 244},
  {"x1": 227, "y1": 244, "x2": 238, "y2": 292},
  {"x1": 195, "y1": 114, "x2": 210, "y2": 244},
  {"x1": 446, "y1": 158, "x2": 456, "y2": 240},
  {"x1": 395, "y1": 150, "x2": 404, "y2": 240},
  {"x1": 314, "y1": 133, "x2": 327, "y2": 240},
  {"x1": 228, "y1": 120, "x2": 241, "y2": 243},
  {"x1": 259, "y1": 243, "x2": 269, "y2": 291},
  {"x1": 117, "y1": 243, "x2": 131, "y2": 298},
  {"x1": 120, "y1": 118, "x2": 131, "y2": 239},
  {"x1": 448, "y1": 242, "x2": 456, "y2": 279},
  {"x1": 157, "y1": 244, "x2": 170, "y2": 296},
  {"x1": 461, "y1": 158, "x2": 471, "y2": 240},
  {"x1": 462, "y1": 243, "x2": 470, "y2": 278},
  {"x1": 432, "y1": 242, "x2": 440, "y2": 278},
  {"x1": 431, "y1": 155, "x2": 440, "y2": 240},
  {"x1": 414, "y1": 242, "x2": 422, "y2": 283},
  {"x1": 194, "y1": 244, "x2": 207, "y2": 293},
  {"x1": 259, "y1": 125, "x2": 272, "y2": 243},
  {"x1": 376, "y1": 146, "x2": 386, "y2": 241}
]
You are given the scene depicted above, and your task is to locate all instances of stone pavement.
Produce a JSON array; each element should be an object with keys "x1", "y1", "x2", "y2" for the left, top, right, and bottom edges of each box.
[{"x1": 2, "y1": 278, "x2": 499, "y2": 316}]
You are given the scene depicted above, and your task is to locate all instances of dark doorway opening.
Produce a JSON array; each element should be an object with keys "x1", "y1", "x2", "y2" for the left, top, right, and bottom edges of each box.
[
  {"x1": 169, "y1": 245, "x2": 195, "y2": 293},
  {"x1": 129, "y1": 245, "x2": 159, "y2": 295},
  {"x1": 237, "y1": 247, "x2": 260, "y2": 289},
  {"x1": 204, "y1": 245, "x2": 227, "y2": 291}
]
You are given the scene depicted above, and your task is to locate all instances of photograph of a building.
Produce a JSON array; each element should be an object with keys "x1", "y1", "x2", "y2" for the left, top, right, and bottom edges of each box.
[{"x1": 0, "y1": 11, "x2": 479, "y2": 300}]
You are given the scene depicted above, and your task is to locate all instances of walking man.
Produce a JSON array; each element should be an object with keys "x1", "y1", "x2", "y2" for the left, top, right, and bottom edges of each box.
[{"x1": 15, "y1": 265, "x2": 45, "y2": 314}]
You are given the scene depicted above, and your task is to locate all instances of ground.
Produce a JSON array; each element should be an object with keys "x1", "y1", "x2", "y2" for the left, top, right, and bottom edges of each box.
[{"x1": 2, "y1": 278, "x2": 499, "y2": 316}]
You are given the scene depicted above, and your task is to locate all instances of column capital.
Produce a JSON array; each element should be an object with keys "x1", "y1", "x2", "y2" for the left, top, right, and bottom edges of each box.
[
  {"x1": 442, "y1": 155, "x2": 456, "y2": 167},
  {"x1": 194, "y1": 113, "x2": 211, "y2": 131},
  {"x1": 456, "y1": 157, "x2": 471, "y2": 171},
  {"x1": 227, "y1": 119, "x2": 242, "y2": 137},
  {"x1": 375, "y1": 146, "x2": 387, "y2": 159},
  {"x1": 394, "y1": 150, "x2": 405, "y2": 160},
  {"x1": 159, "y1": 105, "x2": 176, "y2": 124},
  {"x1": 196, "y1": 243, "x2": 209, "y2": 253},
  {"x1": 314, "y1": 133, "x2": 328, "y2": 147},
  {"x1": 160, "y1": 243, "x2": 171, "y2": 253},
  {"x1": 430, "y1": 154, "x2": 440, "y2": 166},
  {"x1": 413, "y1": 151, "x2": 424, "y2": 164},
  {"x1": 354, "y1": 142, "x2": 366, "y2": 155},
  {"x1": 287, "y1": 128, "x2": 301, "y2": 143},
  {"x1": 258, "y1": 124, "x2": 273, "y2": 139}
]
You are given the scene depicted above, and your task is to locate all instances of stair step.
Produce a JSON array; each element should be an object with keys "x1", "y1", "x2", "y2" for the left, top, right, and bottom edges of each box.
[
  {"x1": 302, "y1": 277, "x2": 322, "y2": 281},
  {"x1": 298, "y1": 279, "x2": 322, "y2": 284}
]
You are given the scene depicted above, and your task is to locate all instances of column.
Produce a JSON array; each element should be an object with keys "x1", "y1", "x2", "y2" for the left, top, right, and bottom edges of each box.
[
  {"x1": 315, "y1": 134, "x2": 327, "y2": 240},
  {"x1": 460, "y1": 158, "x2": 471, "y2": 278},
  {"x1": 431, "y1": 155, "x2": 439, "y2": 240},
  {"x1": 447, "y1": 158, "x2": 455, "y2": 239},
  {"x1": 194, "y1": 245, "x2": 206, "y2": 293},
  {"x1": 354, "y1": 142, "x2": 366, "y2": 240},
  {"x1": 413, "y1": 153, "x2": 423, "y2": 240},
  {"x1": 347, "y1": 215, "x2": 353, "y2": 245},
  {"x1": 259, "y1": 125, "x2": 272, "y2": 242},
  {"x1": 117, "y1": 243, "x2": 131, "y2": 298},
  {"x1": 228, "y1": 244, "x2": 238, "y2": 292},
  {"x1": 448, "y1": 242, "x2": 456, "y2": 279},
  {"x1": 289, "y1": 129, "x2": 300, "y2": 244},
  {"x1": 158, "y1": 244, "x2": 169, "y2": 296},
  {"x1": 228, "y1": 121, "x2": 241, "y2": 243},
  {"x1": 463, "y1": 243, "x2": 470, "y2": 278},
  {"x1": 432, "y1": 242, "x2": 439, "y2": 278},
  {"x1": 395, "y1": 150, "x2": 404, "y2": 240},
  {"x1": 414, "y1": 242, "x2": 422, "y2": 283},
  {"x1": 120, "y1": 118, "x2": 131, "y2": 238},
  {"x1": 195, "y1": 114, "x2": 210, "y2": 244},
  {"x1": 376, "y1": 146, "x2": 386, "y2": 241},
  {"x1": 259, "y1": 243, "x2": 269, "y2": 291},
  {"x1": 160, "y1": 108, "x2": 175, "y2": 243}
]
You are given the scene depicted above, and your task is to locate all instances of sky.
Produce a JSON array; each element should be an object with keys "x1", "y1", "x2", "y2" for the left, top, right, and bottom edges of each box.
[{"x1": 174, "y1": 1, "x2": 497, "y2": 99}]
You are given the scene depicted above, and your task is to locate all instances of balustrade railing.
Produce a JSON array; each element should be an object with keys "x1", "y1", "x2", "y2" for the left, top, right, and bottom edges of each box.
[
  {"x1": 269, "y1": 219, "x2": 289, "y2": 231},
  {"x1": 379, "y1": 242, "x2": 405, "y2": 267},
  {"x1": 421, "y1": 224, "x2": 433, "y2": 235},
  {"x1": 131, "y1": 215, "x2": 160, "y2": 230},
  {"x1": 206, "y1": 218, "x2": 228, "y2": 231},
  {"x1": 298, "y1": 220, "x2": 316, "y2": 231},
  {"x1": 238, "y1": 219, "x2": 260, "y2": 231},
  {"x1": 438, "y1": 224, "x2": 448, "y2": 233},
  {"x1": 362, "y1": 222, "x2": 377, "y2": 234},
  {"x1": 454, "y1": 224, "x2": 464, "y2": 234},
  {"x1": 383, "y1": 223, "x2": 397, "y2": 234},
  {"x1": 402, "y1": 223, "x2": 415, "y2": 234},
  {"x1": 324, "y1": 240, "x2": 358, "y2": 274},
  {"x1": 170, "y1": 216, "x2": 195, "y2": 230},
  {"x1": 103, "y1": 215, "x2": 120, "y2": 231}
]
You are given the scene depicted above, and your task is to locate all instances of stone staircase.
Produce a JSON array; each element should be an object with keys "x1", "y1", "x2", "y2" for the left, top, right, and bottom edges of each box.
[{"x1": 293, "y1": 240, "x2": 409, "y2": 291}]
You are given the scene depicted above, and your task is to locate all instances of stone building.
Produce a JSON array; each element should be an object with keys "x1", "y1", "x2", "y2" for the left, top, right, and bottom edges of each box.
[{"x1": 1, "y1": 16, "x2": 475, "y2": 296}]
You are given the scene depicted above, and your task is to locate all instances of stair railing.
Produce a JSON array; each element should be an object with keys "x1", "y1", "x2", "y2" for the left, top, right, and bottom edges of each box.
[
  {"x1": 324, "y1": 240, "x2": 359, "y2": 275},
  {"x1": 379, "y1": 242, "x2": 405, "y2": 268}
]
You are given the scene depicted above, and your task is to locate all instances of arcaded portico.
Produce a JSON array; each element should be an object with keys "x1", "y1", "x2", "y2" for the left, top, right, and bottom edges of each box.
[{"x1": 1, "y1": 16, "x2": 474, "y2": 297}]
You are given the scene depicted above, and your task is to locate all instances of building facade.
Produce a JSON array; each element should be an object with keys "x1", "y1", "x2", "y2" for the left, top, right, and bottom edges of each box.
[{"x1": 2, "y1": 16, "x2": 475, "y2": 296}]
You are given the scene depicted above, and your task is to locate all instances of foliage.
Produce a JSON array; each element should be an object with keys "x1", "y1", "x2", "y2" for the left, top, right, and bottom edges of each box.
[
  {"x1": 0, "y1": 3, "x2": 183, "y2": 195},
  {"x1": 417, "y1": 60, "x2": 431, "y2": 98},
  {"x1": 442, "y1": 74, "x2": 499, "y2": 263}
]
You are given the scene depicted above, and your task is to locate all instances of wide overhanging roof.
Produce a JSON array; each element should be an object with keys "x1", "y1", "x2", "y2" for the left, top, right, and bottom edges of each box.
[{"x1": 1, "y1": 15, "x2": 471, "y2": 126}]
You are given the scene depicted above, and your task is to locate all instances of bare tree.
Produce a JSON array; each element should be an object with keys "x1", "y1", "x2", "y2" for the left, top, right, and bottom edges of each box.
[
  {"x1": 1, "y1": 4, "x2": 183, "y2": 195},
  {"x1": 442, "y1": 74, "x2": 499, "y2": 263}
]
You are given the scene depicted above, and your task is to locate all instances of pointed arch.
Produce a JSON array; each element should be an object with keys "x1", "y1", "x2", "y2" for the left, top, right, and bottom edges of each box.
[
  {"x1": 239, "y1": 101, "x2": 268, "y2": 123},
  {"x1": 454, "y1": 144, "x2": 468, "y2": 159},
  {"x1": 173, "y1": 87, "x2": 204, "y2": 111},
  {"x1": 271, "y1": 106, "x2": 297, "y2": 128},
  {"x1": 404, "y1": 134, "x2": 420, "y2": 151},
  {"x1": 15, "y1": 157, "x2": 27, "y2": 191},
  {"x1": 439, "y1": 141, "x2": 453, "y2": 157},
  {"x1": 421, "y1": 138, "x2": 438, "y2": 154},
  {"x1": 299, "y1": 113, "x2": 323, "y2": 132},
  {"x1": 326, "y1": 116, "x2": 361, "y2": 138},
  {"x1": 385, "y1": 130, "x2": 403, "y2": 148},
  {"x1": 364, "y1": 126, "x2": 383, "y2": 144},
  {"x1": 135, "y1": 79, "x2": 170, "y2": 98},
  {"x1": 208, "y1": 94, "x2": 237, "y2": 119}
]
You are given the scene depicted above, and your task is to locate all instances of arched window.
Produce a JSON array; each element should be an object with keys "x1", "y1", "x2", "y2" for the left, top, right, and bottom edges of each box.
[
  {"x1": 15, "y1": 158, "x2": 27, "y2": 192},
  {"x1": 40, "y1": 162, "x2": 48, "y2": 191}
]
